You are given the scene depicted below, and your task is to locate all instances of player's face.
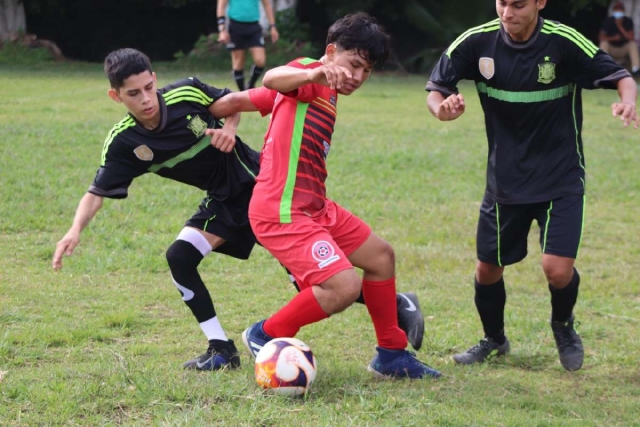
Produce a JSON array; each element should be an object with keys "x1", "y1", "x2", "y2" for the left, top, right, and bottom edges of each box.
[
  {"x1": 108, "y1": 71, "x2": 160, "y2": 128},
  {"x1": 496, "y1": 0, "x2": 547, "y2": 41},
  {"x1": 327, "y1": 45, "x2": 373, "y2": 95}
]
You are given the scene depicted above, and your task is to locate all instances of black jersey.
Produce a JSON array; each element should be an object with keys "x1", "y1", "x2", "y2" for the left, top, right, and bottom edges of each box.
[
  {"x1": 90, "y1": 77, "x2": 260, "y2": 201},
  {"x1": 427, "y1": 17, "x2": 631, "y2": 204}
]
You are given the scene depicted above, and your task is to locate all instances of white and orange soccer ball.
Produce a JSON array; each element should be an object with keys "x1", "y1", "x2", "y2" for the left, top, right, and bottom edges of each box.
[{"x1": 254, "y1": 337, "x2": 317, "y2": 397}]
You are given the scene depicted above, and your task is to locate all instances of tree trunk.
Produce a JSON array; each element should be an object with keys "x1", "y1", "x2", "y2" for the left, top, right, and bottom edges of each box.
[{"x1": 0, "y1": 0, "x2": 26, "y2": 42}]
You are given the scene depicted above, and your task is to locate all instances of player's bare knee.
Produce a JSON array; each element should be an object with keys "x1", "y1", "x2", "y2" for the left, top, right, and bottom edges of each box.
[
  {"x1": 475, "y1": 261, "x2": 503, "y2": 284},
  {"x1": 364, "y1": 241, "x2": 395, "y2": 277},
  {"x1": 544, "y1": 267, "x2": 573, "y2": 288}
]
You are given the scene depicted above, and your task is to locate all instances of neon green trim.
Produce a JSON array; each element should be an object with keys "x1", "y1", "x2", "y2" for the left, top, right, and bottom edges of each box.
[
  {"x1": 542, "y1": 201, "x2": 553, "y2": 252},
  {"x1": 279, "y1": 102, "x2": 310, "y2": 223},
  {"x1": 297, "y1": 57, "x2": 318, "y2": 65},
  {"x1": 101, "y1": 116, "x2": 136, "y2": 166},
  {"x1": 446, "y1": 19, "x2": 501, "y2": 58},
  {"x1": 576, "y1": 195, "x2": 586, "y2": 257},
  {"x1": 496, "y1": 203, "x2": 502, "y2": 267},
  {"x1": 541, "y1": 23, "x2": 597, "y2": 58},
  {"x1": 203, "y1": 197, "x2": 217, "y2": 230},
  {"x1": 148, "y1": 135, "x2": 210, "y2": 172},
  {"x1": 476, "y1": 83, "x2": 573, "y2": 103},
  {"x1": 163, "y1": 86, "x2": 213, "y2": 106},
  {"x1": 570, "y1": 85, "x2": 586, "y2": 170},
  {"x1": 233, "y1": 147, "x2": 256, "y2": 179}
]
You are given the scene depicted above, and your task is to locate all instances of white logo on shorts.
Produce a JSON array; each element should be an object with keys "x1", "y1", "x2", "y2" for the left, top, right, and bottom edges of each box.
[{"x1": 311, "y1": 240, "x2": 340, "y2": 269}]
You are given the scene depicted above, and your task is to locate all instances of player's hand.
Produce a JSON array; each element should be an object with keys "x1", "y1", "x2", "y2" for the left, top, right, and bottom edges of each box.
[
  {"x1": 437, "y1": 94, "x2": 466, "y2": 121},
  {"x1": 611, "y1": 102, "x2": 639, "y2": 128},
  {"x1": 270, "y1": 26, "x2": 279, "y2": 43},
  {"x1": 218, "y1": 30, "x2": 230, "y2": 44},
  {"x1": 206, "y1": 127, "x2": 236, "y2": 153},
  {"x1": 309, "y1": 65, "x2": 352, "y2": 90},
  {"x1": 52, "y1": 231, "x2": 80, "y2": 270}
]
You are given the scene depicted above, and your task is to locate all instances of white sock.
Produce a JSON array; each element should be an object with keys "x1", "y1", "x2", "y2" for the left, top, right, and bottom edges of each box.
[{"x1": 200, "y1": 316, "x2": 228, "y2": 341}]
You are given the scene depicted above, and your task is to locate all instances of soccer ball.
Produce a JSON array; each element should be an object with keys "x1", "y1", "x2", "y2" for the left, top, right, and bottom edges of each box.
[{"x1": 254, "y1": 337, "x2": 317, "y2": 397}]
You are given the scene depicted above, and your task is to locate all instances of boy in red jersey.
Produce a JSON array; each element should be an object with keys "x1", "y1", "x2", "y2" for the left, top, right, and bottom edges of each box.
[{"x1": 240, "y1": 12, "x2": 441, "y2": 379}]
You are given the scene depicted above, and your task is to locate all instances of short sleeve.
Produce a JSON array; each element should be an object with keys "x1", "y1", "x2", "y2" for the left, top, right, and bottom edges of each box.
[
  {"x1": 565, "y1": 36, "x2": 631, "y2": 89},
  {"x1": 89, "y1": 138, "x2": 146, "y2": 199},
  {"x1": 181, "y1": 77, "x2": 232, "y2": 106},
  {"x1": 248, "y1": 87, "x2": 277, "y2": 116},
  {"x1": 426, "y1": 36, "x2": 477, "y2": 96}
]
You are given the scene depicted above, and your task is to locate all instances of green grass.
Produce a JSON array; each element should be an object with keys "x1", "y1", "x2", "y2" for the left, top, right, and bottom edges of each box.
[{"x1": 1, "y1": 63, "x2": 639, "y2": 426}]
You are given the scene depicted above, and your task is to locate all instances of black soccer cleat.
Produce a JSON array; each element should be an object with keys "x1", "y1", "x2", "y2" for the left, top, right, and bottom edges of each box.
[
  {"x1": 551, "y1": 315, "x2": 584, "y2": 371},
  {"x1": 452, "y1": 336, "x2": 510, "y2": 365},
  {"x1": 183, "y1": 339, "x2": 241, "y2": 371},
  {"x1": 396, "y1": 292, "x2": 425, "y2": 351}
]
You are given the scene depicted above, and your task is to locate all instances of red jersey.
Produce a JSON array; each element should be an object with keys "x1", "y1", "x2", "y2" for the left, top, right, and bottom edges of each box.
[{"x1": 249, "y1": 58, "x2": 338, "y2": 223}]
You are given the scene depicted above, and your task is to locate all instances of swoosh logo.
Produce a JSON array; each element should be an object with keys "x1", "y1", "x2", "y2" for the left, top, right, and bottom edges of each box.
[
  {"x1": 172, "y1": 276, "x2": 195, "y2": 301},
  {"x1": 398, "y1": 293, "x2": 417, "y2": 312},
  {"x1": 196, "y1": 355, "x2": 214, "y2": 369}
]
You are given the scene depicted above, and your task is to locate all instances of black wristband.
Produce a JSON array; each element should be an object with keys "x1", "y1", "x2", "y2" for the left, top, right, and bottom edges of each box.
[
  {"x1": 268, "y1": 24, "x2": 276, "y2": 29},
  {"x1": 217, "y1": 17, "x2": 226, "y2": 25}
]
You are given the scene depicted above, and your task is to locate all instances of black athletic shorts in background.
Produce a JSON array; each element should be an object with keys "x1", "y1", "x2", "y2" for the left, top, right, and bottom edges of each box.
[{"x1": 226, "y1": 20, "x2": 264, "y2": 50}]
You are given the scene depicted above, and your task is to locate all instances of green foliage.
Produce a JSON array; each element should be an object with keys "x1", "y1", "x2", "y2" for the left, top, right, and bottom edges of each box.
[
  {"x1": 0, "y1": 42, "x2": 55, "y2": 65},
  {"x1": 1, "y1": 64, "x2": 640, "y2": 426}
]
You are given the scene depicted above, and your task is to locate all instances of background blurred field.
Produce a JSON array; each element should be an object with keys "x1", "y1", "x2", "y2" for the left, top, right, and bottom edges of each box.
[{"x1": 0, "y1": 65, "x2": 639, "y2": 426}]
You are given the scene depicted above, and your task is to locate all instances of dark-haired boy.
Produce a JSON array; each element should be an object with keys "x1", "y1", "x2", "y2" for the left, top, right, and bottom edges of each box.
[
  {"x1": 52, "y1": 48, "x2": 428, "y2": 373},
  {"x1": 239, "y1": 13, "x2": 442, "y2": 379}
]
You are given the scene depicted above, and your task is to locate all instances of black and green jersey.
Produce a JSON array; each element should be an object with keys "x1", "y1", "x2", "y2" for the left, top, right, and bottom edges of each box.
[
  {"x1": 90, "y1": 77, "x2": 259, "y2": 201},
  {"x1": 427, "y1": 17, "x2": 631, "y2": 204}
]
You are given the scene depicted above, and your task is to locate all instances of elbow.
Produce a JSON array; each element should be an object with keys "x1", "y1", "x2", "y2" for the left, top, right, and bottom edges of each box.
[{"x1": 262, "y1": 70, "x2": 276, "y2": 90}]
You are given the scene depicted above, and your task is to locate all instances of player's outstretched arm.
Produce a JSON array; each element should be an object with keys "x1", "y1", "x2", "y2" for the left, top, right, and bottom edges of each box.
[
  {"x1": 209, "y1": 92, "x2": 258, "y2": 118},
  {"x1": 263, "y1": 64, "x2": 352, "y2": 93},
  {"x1": 612, "y1": 76, "x2": 639, "y2": 129},
  {"x1": 52, "y1": 192, "x2": 104, "y2": 270},
  {"x1": 427, "y1": 91, "x2": 466, "y2": 121}
]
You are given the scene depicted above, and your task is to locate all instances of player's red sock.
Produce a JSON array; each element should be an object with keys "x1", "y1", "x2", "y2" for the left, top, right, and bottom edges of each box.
[
  {"x1": 362, "y1": 277, "x2": 408, "y2": 350},
  {"x1": 263, "y1": 287, "x2": 329, "y2": 338}
]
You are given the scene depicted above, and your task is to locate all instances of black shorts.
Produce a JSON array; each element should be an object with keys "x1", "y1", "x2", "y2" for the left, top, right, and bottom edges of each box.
[
  {"x1": 185, "y1": 185, "x2": 257, "y2": 260},
  {"x1": 226, "y1": 20, "x2": 264, "y2": 50},
  {"x1": 476, "y1": 194, "x2": 585, "y2": 266}
]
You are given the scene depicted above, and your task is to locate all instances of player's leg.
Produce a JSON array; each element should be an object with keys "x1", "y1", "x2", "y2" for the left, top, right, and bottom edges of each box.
[
  {"x1": 536, "y1": 195, "x2": 584, "y2": 371},
  {"x1": 231, "y1": 50, "x2": 246, "y2": 91},
  {"x1": 346, "y1": 231, "x2": 441, "y2": 379},
  {"x1": 626, "y1": 41, "x2": 640, "y2": 74},
  {"x1": 246, "y1": 23, "x2": 266, "y2": 89},
  {"x1": 453, "y1": 198, "x2": 532, "y2": 365},
  {"x1": 167, "y1": 226, "x2": 241, "y2": 371},
  {"x1": 283, "y1": 262, "x2": 426, "y2": 350},
  {"x1": 176, "y1": 190, "x2": 257, "y2": 371}
]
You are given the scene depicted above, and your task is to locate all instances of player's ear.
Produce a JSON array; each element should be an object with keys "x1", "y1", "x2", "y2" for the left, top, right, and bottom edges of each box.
[
  {"x1": 537, "y1": 0, "x2": 547, "y2": 11},
  {"x1": 325, "y1": 43, "x2": 337, "y2": 61},
  {"x1": 108, "y1": 88, "x2": 121, "y2": 103}
]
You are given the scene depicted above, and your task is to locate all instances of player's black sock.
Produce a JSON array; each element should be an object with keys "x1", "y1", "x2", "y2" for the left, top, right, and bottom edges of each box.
[
  {"x1": 474, "y1": 277, "x2": 506, "y2": 344},
  {"x1": 549, "y1": 268, "x2": 580, "y2": 322},
  {"x1": 233, "y1": 69, "x2": 245, "y2": 91},
  {"x1": 248, "y1": 65, "x2": 264, "y2": 89},
  {"x1": 166, "y1": 239, "x2": 216, "y2": 322}
]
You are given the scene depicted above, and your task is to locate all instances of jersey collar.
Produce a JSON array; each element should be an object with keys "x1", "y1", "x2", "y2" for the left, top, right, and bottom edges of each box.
[{"x1": 499, "y1": 16, "x2": 543, "y2": 50}]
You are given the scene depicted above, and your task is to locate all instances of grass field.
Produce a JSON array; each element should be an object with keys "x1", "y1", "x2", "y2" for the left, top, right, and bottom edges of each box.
[{"x1": 0, "y1": 63, "x2": 639, "y2": 426}]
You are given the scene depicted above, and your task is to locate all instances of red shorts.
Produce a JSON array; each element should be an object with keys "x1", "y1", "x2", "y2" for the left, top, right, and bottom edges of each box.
[{"x1": 250, "y1": 199, "x2": 371, "y2": 289}]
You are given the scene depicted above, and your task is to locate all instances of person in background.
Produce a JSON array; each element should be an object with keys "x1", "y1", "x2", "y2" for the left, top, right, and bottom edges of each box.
[
  {"x1": 217, "y1": 0, "x2": 280, "y2": 91},
  {"x1": 599, "y1": 1, "x2": 640, "y2": 76}
]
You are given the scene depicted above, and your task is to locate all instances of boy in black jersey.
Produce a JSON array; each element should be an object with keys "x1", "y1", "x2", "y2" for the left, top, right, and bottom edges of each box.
[
  {"x1": 53, "y1": 48, "x2": 427, "y2": 371},
  {"x1": 426, "y1": 0, "x2": 638, "y2": 371}
]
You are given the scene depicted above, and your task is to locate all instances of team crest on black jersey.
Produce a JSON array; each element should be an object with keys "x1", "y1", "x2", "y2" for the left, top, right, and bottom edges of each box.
[
  {"x1": 479, "y1": 57, "x2": 495, "y2": 80},
  {"x1": 187, "y1": 115, "x2": 208, "y2": 137},
  {"x1": 134, "y1": 145, "x2": 154, "y2": 161},
  {"x1": 538, "y1": 57, "x2": 556, "y2": 84}
]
